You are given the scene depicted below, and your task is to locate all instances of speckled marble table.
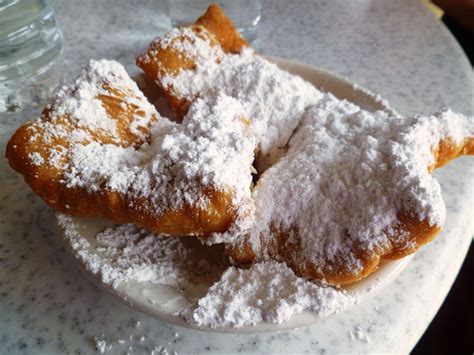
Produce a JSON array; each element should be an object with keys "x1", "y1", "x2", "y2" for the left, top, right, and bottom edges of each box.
[{"x1": 1, "y1": 0, "x2": 473, "y2": 354}]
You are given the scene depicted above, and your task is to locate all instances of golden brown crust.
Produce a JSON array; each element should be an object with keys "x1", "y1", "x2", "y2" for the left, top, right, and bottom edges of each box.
[
  {"x1": 136, "y1": 25, "x2": 209, "y2": 118},
  {"x1": 226, "y1": 214, "x2": 441, "y2": 286},
  {"x1": 430, "y1": 137, "x2": 474, "y2": 171},
  {"x1": 195, "y1": 4, "x2": 249, "y2": 54}
]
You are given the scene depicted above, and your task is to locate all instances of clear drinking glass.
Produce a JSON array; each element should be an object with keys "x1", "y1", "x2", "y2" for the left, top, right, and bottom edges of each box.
[
  {"x1": 0, "y1": 0, "x2": 63, "y2": 113},
  {"x1": 167, "y1": 0, "x2": 262, "y2": 42}
]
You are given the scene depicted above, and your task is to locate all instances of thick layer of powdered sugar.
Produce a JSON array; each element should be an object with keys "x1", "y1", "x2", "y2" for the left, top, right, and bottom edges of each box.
[
  {"x1": 242, "y1": 94, "x2": 473, "y2": 273},
  {"x1": 63, "y1": 92, "x2": 255, "y2": 217},
  {"x1": 160, "y1": 43, "x2": 323, "y2": 166},
  {"x1": 183, "y1": 261, "x2": 355, "y2": 328},
  {"x1": 57, "y1": 214, "x2": 353, "y2": 328}
]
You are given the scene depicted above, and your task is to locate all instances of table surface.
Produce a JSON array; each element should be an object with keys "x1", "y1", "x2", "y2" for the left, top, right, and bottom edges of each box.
[{"x1": 0, "y1": 0, "x2": 473, "y2": 354}]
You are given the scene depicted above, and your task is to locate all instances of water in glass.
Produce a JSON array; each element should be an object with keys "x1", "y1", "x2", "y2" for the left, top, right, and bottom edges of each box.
[{"x1": 0, "y1": 0, "x2": 63, "y2": 112}]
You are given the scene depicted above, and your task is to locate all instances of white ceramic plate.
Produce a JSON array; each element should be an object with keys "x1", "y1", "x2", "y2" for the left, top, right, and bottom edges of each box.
[{"x1": 56, "y1": 58, "x2": 412, "y2": 333}]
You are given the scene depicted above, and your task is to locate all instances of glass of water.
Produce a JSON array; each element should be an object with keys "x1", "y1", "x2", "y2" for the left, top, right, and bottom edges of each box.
[
  {"x1": 0, "y1": 0, "x2": 63, "y2": 113},
  {"x1": 167, "y1": 0, "x2": 262, "y2": 42}
]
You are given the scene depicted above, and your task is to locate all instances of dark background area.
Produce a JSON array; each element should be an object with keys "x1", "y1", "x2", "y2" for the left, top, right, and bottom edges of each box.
[
  {"x1": 412, "y1": 14, "x2": 473, "y2": 355},
  {"x1": 413, "y1": 244, "x2": 473, "y2": 354}
]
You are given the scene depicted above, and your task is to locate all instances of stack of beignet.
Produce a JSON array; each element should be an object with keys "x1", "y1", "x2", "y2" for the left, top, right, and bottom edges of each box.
[{"x1": 6, "y1": 4, "x2": 474, "y2": 285}]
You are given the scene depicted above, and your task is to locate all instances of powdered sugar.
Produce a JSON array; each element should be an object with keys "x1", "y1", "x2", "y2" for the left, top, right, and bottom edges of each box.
[
  {"x1": 183, "y1": 261, "x2": 355, "y2": 328},
  {"x1": 28, "y1": 152, "x2": 44, "y2": 166},
  {"x1": 57, "y1": 213, "x2": 354, "y2": 328},
  {"x1": 156, "y1": 30, "x2": 323, "y2": 168},
  {"x1": 232, "y1": 94, "x2": 473, "y2": 277},
  {"x1": 57, "y1": 214, "x2": 229, "y2": 292}
]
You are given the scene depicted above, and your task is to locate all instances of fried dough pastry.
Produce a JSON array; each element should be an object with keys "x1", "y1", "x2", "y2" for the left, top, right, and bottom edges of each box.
[
  {"x1": 6, "y1": 59, "x2": 255, "y2": 239},
  {"x1": 137, "y1": 4, "x2": 248, "y2": 118},
  {"x1": 137, "y1": 4, "x2": 322, "y2": 169},
  {"x1": 226, "y1": 95, "x2": 474, "y2": 286}
]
